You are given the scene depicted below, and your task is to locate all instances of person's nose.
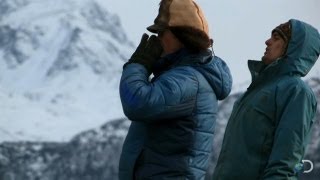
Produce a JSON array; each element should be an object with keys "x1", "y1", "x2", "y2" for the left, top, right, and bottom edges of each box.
[{"x1": 265, "y1": 38, "x2": 271, "y2": 46}]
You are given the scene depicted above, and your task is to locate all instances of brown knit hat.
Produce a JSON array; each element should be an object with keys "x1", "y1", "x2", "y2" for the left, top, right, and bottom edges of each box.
[
  {"x1": 147, "y1": 0, "x2": 209, "y2": 37},
  {"x1": 272, "y1": 21, "x2": 292, "y2": 43}
]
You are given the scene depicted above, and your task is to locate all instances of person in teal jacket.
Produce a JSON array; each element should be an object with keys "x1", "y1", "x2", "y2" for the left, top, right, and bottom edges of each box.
[
  {"x1": 213, "y1": 19, "x2": 320, "y2": 180},
  {"x1": 119, "y1": 0, "x2": 232, "y2": 179}
]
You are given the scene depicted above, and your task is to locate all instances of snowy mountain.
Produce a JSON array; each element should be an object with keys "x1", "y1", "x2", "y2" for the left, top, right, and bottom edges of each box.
[
  {"x1": 0, "y1": 0, "x2": 134, "y2": 142},
  {"x1": 1, "y1": 78, "x2": 320, "y2": 180},
  {"x1": 0, "y1": 0, "x2": 319, "y2": 179},
  {"x1": 0, "y1": 118, "x2": 129, "y2": 180}
]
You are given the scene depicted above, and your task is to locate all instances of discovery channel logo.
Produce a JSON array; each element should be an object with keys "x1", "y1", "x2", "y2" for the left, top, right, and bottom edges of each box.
[{"x1": 302, "y1": 160, "x2": 313, "y2": 173}]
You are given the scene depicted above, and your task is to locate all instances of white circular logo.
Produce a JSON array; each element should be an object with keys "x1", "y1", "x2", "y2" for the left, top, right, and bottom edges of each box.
[{"x1": 302, "y1": 159, "x2": 313, "y2": 173}]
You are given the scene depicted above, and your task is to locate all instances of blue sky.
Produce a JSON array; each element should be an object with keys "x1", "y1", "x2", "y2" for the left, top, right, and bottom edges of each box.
[{"x1": 105, "y1": 0, "x2": 320, "y2": 86}]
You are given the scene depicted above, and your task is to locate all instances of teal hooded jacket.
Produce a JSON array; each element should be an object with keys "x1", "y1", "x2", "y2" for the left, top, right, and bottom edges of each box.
[
  {"x1": 119, "y1": 49, "x2": 232, "y2": 180},
  {"x1": 213, "y1": 19, "x2": 320, "y2": 180}
]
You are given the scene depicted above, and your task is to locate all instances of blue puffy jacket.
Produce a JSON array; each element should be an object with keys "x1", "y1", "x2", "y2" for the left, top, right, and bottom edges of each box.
[{"x1": 119, "y1": 49, "x2": 232, "y2": 180}]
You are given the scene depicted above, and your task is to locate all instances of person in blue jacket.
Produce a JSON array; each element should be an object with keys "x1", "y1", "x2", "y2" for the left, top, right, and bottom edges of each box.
[
  {"x1": 118, "y1": 0, "x2": 232, "y2": 179},
  {"x1": 213, "y1": 19, "x2": 320, "y2": 180}
]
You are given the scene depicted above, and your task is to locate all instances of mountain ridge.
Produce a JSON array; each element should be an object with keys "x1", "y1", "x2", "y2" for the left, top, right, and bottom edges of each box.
[
  {"x1": 0, "y1": 0, "x2": 133, "y2": 142},
  {"x1": 1, "y1": 77, "x2": 319, "y2": 179}
]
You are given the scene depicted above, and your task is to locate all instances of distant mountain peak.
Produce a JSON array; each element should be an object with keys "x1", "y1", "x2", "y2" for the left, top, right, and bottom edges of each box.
[
  {"x1": 0, "y1": 0, "x2": 132, "y2": 142},
  {"x1": 0, "y1": 0, "x2": 133, "y2": 91}
]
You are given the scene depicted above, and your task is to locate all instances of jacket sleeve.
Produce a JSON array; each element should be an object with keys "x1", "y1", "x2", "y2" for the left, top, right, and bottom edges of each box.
[
  {"x1": 262, "y1": 83, "x2": 317, "y2": 180},
  {"x1": 119, "y1": 63, "x2": 198, "y2": 123}
]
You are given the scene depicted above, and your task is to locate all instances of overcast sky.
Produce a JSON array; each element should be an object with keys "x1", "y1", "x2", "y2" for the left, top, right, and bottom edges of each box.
[{"x1": 104, "y1": 0, "x2": 320, "y2": 86}]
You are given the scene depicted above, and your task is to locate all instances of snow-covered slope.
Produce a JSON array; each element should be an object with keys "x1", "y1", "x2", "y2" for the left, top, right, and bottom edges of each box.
[
  {"x1": 0, "y1": 0, "x2": 134, "y2": 142},
  {"x1": 1, "y1": 78, "x2": 320, "y2": 180},
  {"x1": 0, "y1": 118, "x2": 130, "y2": 180}
]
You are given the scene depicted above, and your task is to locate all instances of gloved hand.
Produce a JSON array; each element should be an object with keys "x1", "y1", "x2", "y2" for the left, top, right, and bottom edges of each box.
[{"x1": 124, "y1": 33, "x2": 163, "y2": 74}]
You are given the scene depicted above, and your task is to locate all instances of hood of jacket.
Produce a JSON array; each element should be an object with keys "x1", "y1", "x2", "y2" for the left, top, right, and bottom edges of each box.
[
  {"x1": 249, "y1": 19, "x2": 320, "y2": 79},
  {"x1": 285, "y1": 19, "x2": 320, "y2": 76},
  {"x1": 153, "y1": 48, "x2": 232, "y2": 100}
]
